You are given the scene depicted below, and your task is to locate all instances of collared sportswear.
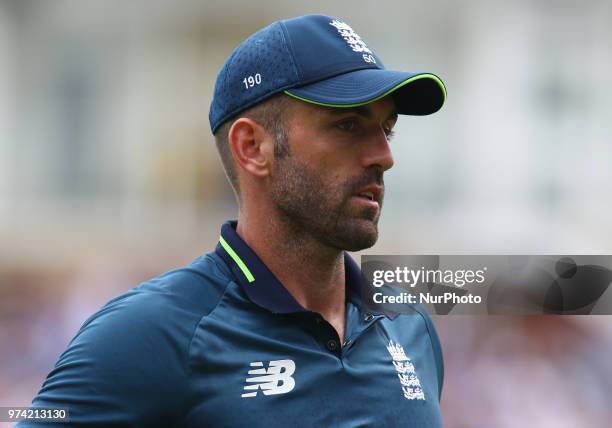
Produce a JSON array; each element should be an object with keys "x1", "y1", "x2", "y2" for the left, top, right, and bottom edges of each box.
[{"x1": 18, "y1": 221, "x2": 444, "y2": 427}]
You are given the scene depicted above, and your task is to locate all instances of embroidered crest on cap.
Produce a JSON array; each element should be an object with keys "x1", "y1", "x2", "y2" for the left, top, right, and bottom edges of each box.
[{"x1": 329, "y1": 20, "x2": 376, "y2": 64}]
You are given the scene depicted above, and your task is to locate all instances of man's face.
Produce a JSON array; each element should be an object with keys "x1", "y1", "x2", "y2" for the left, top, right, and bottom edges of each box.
[{"x1": 270, "y1": 96, "x2": 397, "y2": 251}]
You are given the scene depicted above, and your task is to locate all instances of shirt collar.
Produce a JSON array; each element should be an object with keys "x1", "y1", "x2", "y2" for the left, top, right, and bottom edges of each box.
[{"x1": 214, "y1": 220, "x2": 392, "y2": 317}]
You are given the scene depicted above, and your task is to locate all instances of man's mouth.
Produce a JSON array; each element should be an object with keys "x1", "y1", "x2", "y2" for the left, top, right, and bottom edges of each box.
[
  {"x1": 357, "y1": 191, "x2": 375, "y2": 201},
  {"x1": 354, "y1": 185, "x2": 382, "y2": 204}
]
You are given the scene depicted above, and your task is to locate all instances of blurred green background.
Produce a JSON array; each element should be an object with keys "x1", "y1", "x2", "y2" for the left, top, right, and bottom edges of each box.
[{"x1": 1, "y1": 0, "x2": 611, "y2": 426}]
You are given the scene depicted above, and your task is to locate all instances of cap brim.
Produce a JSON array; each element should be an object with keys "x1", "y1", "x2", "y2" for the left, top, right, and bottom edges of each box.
[{"x1": 284, "y1": 69, "x2": 446, "y2": 115}]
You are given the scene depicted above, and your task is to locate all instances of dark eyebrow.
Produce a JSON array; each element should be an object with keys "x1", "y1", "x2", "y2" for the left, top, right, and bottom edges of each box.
[{"x1": 325, "y1": 104, "x2": 398, "y2": 123}]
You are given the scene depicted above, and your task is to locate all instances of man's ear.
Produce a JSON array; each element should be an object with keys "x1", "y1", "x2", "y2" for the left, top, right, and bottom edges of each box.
[{"x1": 228, "y1": 118, "x2": 275, "y2": 179}]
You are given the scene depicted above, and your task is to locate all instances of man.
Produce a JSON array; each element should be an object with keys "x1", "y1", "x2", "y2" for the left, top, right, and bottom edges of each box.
[{"x1": 19, "y1": 14, "x2": 446, "y2": 427}]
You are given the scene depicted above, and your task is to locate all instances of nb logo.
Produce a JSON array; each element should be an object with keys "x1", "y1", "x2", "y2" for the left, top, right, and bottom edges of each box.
[{"x1": 241, "y1": 359, "x2": 296, "y2": 398}]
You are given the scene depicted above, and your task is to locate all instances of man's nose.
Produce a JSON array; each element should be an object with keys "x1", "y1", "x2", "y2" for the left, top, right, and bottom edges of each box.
[{"x1": 361, "y1": 127, "x2": 394, "y2": 171}]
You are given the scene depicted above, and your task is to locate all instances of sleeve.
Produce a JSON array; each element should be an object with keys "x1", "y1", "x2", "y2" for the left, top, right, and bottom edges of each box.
[{"x1": 15, "y1": 292, "x2": 191, "y2": 428}]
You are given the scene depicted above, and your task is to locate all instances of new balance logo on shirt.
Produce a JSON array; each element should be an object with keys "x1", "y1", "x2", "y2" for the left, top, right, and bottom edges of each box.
[{"x1": 241, "y1": 360, "x2": 296, "y2": 398}]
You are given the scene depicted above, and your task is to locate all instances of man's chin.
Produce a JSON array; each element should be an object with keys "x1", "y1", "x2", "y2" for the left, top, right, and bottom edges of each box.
[{"x1": 330, "y1": 219, "x2": 379, "y2": 252}]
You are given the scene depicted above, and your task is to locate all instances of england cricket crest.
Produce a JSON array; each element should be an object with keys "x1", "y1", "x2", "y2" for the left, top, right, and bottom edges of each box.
[
  {"x1": 386, "y1": 341, "x2": 426, "y2": 401},
  {"x1": 329, "y1": 19, "x2": 377, "y2": 64}
]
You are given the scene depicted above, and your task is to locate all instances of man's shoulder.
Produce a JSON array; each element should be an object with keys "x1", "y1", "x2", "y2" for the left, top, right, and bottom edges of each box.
[
  {"x1": 86, "y1": 252, "x2": 233, "y2": 327},
  {"x1": 390, "y1": 304, "x2": 441, "y2": 351},
  {"x1": 21, "y1": 252, "x2": 236, "y2": 427},
  {"x1": 395, "y1": 303, "x2": 436, "y2": 324},
  {"x1": 67, "y1": 251, "x2": 236, "y2": 364},
  {"x1": 131, "y1": 251, "x2": 233, "y2": 313}
]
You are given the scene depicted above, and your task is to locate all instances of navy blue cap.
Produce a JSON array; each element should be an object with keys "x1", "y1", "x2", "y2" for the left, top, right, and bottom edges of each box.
[{"x1": 209, "y1": 14, "x2": 446, "y2": 133}]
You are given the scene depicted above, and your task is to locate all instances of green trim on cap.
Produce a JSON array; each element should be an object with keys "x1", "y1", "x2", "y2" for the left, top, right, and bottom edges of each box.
[
  {"x1": 283, "y1": 73, "x2": 446, "y2": 109},
  {"x1": 219, "y1": 236, "x2": 255, "y2": 283}
]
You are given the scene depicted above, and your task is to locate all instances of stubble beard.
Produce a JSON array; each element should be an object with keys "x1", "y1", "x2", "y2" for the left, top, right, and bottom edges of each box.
[{"x1": 270, "y1": 155, "x2": 384, "y2": 252}]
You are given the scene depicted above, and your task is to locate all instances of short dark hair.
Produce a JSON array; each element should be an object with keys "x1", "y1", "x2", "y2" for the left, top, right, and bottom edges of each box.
[{"x1": 213, "y1": 93, "x2": 291, "y2": 198}]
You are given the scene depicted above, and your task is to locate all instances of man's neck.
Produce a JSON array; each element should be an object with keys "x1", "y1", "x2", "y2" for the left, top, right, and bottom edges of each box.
[{"x1": 236, "y1": 211, "x2": 346, "y2": 342}]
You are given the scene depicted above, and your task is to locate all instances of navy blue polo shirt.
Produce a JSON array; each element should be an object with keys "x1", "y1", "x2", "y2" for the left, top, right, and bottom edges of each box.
[{"x1": 19, "y1": 221, "x2": 444, "y2": 427}]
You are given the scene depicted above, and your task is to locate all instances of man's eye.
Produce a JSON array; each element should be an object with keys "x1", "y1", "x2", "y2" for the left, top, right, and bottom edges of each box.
[
  {"x1": 384, "y1": 128, "x2": 395, "y2": 140},
  {"x1": 337, "y1": 120, "x2": 356, "y2": 131}
]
